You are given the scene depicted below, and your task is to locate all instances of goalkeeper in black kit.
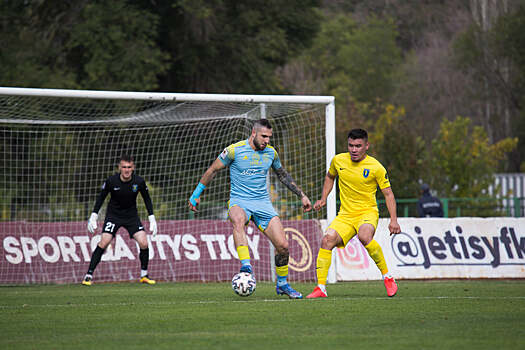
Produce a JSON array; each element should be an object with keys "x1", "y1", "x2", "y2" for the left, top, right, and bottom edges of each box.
[{"x1": 82, "y1": 154, "x2": 158, "y2": 286}]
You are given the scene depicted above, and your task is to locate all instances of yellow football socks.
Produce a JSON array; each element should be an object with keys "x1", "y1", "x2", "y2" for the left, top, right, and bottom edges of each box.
[
  {"x1": 276, "y1": 265, "x2": 288, "y2": 278},
  {"x1": 365, "y1": 240, "x2": 388, "y2": 275},
  {"x1": 237, "y1": 245, "x2": 251, "y2": 261},
  {"x1": 316, "y1": 248, "x2": 332, "y2": 285}
]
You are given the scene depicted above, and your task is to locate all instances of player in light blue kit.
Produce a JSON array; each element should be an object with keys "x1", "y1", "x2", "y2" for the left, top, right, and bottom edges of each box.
[{"x1": 188, "y1": 119, "x2": 312, "y2": 299}]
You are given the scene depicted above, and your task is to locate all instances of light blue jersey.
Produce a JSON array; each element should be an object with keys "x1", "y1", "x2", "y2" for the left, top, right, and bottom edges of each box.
[
  {"x1": 218, "y1": 139, "x2": 281, "y2": 231},
  {"x1": 218, "y1": 139, "x2": 282, "y2": 200}
]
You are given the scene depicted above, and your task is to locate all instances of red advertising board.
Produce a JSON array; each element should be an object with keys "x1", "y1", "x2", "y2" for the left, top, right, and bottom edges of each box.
[{"x1": 0, "y1": 220, "x2": 323, "y2": 284}]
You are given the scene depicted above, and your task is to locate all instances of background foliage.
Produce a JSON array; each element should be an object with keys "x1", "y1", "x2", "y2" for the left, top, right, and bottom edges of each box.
[{"x1": 1, "y1": 0, "x2": 523, "y2": 202}]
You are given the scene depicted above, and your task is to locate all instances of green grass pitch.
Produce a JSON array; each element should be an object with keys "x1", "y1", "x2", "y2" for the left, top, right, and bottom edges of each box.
[{"x1": 1, "y1": 280, "x2": 524, "y2": 349}]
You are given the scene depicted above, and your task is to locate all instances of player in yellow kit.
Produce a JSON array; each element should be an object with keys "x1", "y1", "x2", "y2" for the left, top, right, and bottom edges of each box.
[{"x1": 306, "y1": 128, "x2": 401, "y2": 298}]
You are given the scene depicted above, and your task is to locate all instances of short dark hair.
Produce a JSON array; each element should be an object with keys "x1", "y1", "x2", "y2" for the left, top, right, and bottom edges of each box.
[
  {"x1": 253, "y1": 119, "x2": 272, "y2": 130},
  {"x1": 119, "y1": 154, "x2": 134, "y2": 163},
  {"x1": 348, "y1": 128, "x2": 368, "y2": 140}
]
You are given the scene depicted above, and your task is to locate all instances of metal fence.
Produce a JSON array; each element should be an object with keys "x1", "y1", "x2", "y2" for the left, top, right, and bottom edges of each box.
[
  {"x1": 378, "y1": 197, "x2": 524, "y2": 218},
  {"x1": 490, "y1": 173, "x2": 525, "y2": 216}
]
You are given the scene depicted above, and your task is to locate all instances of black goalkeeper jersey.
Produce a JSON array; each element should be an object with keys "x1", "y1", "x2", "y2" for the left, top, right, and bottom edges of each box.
[{"x1": 92, "y1": 173, "x2": 153, "y2": 219}]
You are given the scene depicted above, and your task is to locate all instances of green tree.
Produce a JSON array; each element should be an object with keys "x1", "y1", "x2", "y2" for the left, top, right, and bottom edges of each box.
[
  {"x1": 323, "y1": 0, "x2": 470, "y2": 52},
  {"x1": 452, "y1": 3, "x2": 524, "y2": 171},
  {"x1": 430, "y1": 116, "x2": 517, "y2": 198},
  {"x1": 282, "y1": 14, "x2": 403, "y2": 152},
  {"x1": 303, "y1": 15, "x2": 402, "y2": 105},
  {"x1": 1, "y1": 0, "x2": 322, "y2": 93},
  {"x1": 133, "y1": 0, "x2": 322, "y2": 93},
  {"x1": 492, "y1": 4, "x2": 525, "y2": 171},
  {"x1": 368, "y1": 104, "x2": 426, "y2": 199},
  {"x1": 0, "y1": 1, "x2": 76, "y2": 88},
  {"x1": 66, "y1": 1, "x2": 170, "y2": 91},
  {"x1": 0, "y1": 0, "x2": 169, "y2": 91}
]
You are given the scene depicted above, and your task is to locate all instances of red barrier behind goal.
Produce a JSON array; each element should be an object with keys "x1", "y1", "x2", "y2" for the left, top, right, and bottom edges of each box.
[{"x1": 0, "y1": 220, "x2": 322, "y2": 284}]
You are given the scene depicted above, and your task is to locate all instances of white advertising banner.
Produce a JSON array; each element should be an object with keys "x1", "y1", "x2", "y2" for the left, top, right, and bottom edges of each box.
[{"x1": 335, "y1": 217, "x2": 525, "y2": 280}]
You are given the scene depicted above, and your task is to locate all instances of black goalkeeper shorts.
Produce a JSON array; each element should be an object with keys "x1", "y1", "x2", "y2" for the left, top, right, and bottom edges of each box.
[{"x1": 101, "y1": 215, "x2": 144, "y2": 238}]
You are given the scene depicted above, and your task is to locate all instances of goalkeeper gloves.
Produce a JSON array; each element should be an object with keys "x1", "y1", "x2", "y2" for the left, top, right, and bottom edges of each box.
[
  {"x1": 148, "y1": 215, "x2": 158, "y2": 237},
  {"x1": 87, "y1": 213, "x2": 98, "y2": 234}
]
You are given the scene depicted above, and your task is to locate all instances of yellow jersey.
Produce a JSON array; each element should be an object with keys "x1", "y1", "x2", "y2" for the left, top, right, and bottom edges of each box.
[{"x1": 328, "y1": 153, "x2": 390, "y2": 215}]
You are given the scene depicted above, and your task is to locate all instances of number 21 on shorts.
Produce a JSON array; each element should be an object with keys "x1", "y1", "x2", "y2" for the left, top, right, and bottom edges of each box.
[{"x1": 104, "y1": 221, "x2": 115, "y2": 233}]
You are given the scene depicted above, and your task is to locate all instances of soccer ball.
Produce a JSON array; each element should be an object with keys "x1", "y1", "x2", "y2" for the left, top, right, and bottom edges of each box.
[{"x1": 231, "y1": 272, "x2": 256, "y2": 297}]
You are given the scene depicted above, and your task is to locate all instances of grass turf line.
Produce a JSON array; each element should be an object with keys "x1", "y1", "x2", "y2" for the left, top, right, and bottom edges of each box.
[{"x1": 1, "y1": 280, "x2": 524, "y2": 350}]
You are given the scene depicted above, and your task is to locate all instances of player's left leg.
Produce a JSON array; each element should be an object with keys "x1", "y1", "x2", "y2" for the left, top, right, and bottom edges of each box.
[
  {"x1": 264, "y1": 216, "x2": 302, "y2": 299},
  {"x1": 357, "y1": 219, "x2": 397, "y2": 297},
  {"x1": 133, "y1": 230, "x2": 156, "y2": 285}
]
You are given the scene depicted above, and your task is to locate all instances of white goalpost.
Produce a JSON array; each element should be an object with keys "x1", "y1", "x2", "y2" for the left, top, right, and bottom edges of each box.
[{"x1": 0, "y1": 87, "x2": 335, "y2": 284}]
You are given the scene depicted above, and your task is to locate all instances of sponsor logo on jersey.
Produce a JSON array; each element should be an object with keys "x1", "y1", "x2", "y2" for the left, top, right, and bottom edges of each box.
[
  {"x1": 219, "y1": 148, "x2": 228, "y2": 160},
  {"x1": 240, "y1": 169, "x2": 265, "y2": 176},
  {"x1": 113, "y1": 187, "x2": 120, "y2": 191}
]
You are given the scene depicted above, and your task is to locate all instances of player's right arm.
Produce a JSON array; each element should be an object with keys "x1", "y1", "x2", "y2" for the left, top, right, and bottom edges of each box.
[
  {"x1": 88, "y1": 179, "x2": 111, "y2": 233},
  {"x1": 188, "y1": 158, "x2": 226, "y2": 212},
  {"x1": 313, "y1": 172, "x2": 336, "y2": 211},
  {"x1": 314, "y1": 157, "x2": 338, "y2": 211}
]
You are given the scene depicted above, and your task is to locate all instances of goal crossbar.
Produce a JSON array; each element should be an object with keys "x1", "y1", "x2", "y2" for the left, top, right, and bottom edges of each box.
[{"x1": 0, "y1": 87, "x2": 334, "y2": 104}]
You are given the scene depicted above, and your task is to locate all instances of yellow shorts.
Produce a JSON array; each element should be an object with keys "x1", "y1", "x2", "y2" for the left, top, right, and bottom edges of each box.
[{"x1": 328, "y1": 211, "x2": 379, "y2": 247}]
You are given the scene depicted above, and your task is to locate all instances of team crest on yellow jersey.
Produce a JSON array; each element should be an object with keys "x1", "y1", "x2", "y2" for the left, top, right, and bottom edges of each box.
[{"x1": 363, "y1": 169, "x2": 370, "y2": 178}]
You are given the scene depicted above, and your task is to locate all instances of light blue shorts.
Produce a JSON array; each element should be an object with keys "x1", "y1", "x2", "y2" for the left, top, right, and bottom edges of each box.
[{"x1": 228, "y1": 197, "x2": 278, "y2": 232}]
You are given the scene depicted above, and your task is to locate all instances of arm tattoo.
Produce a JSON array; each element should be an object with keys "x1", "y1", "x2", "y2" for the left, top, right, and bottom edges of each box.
[{"x1": 274, "y1": 167, "x2": 303, "y2": 198}]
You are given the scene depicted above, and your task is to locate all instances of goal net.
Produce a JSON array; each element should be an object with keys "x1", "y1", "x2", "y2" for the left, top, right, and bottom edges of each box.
[{"x1": 0, "y1": 87, "x2": 335, "y2": 284}]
